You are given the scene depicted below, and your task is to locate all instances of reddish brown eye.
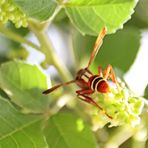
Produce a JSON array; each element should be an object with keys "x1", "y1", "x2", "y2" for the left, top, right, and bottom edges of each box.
[{"x1": 97, "y1": 80, "x2": 110, "y2": 93}]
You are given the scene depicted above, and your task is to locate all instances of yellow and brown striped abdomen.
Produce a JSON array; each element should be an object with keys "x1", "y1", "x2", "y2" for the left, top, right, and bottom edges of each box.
[{"x1": 89, "y1": 75, "x2": 110, "y2": 93}]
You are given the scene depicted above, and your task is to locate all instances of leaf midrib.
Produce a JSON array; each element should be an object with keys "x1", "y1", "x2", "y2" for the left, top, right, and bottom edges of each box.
[{"x1": 0, "y1": 118, "x2": 41, "y2": 141}]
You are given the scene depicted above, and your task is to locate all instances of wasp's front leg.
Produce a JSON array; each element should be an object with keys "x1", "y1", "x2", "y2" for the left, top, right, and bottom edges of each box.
[
  {"x1": 76, "y1": 89, "x2": 112, "y2": 119},
  {"x1": 104, "y1": 64, "x2": 118, "y2": 84}
]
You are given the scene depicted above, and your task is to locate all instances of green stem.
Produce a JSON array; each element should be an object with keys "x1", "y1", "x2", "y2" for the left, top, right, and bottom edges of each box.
[
  {"x1": 28, "y1": 4, "x2": 73, "y2": 82},
  {"x1": 0, "y1": 24, "x2": 40, "y2": 50},
  {"x1": 42, "y1": 5, "x2": 62, "y2": 31},
  {"x1": 28, "y1": 20, "x2": 73, "y2": 82}
]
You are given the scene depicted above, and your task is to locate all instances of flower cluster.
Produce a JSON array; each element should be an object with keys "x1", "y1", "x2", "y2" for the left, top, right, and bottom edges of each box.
[
  {"x1": 86, "y1": 79, "x2": 144, "y2": 130},
  {"x1": 0, "y1": 0, "x2": 28, "y2": 28}
]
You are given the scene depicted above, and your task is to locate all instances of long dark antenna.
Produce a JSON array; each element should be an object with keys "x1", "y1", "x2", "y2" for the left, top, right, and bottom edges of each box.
[
  {"x1": 87, "y1": 27, "x2": 107, "y2": 69},
  {"x1": 42, "y1": 79, "x2": 76, "y2": 95}
]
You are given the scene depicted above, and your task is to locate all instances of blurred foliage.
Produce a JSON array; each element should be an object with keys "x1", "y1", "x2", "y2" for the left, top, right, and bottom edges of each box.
[
  {"x1": 144, "y1": 85, "x2": 148, "y2": 100},
  {"x1": 0, "y1": 22, "x2": 29, "y2": 63},
  {"x1": 0, "y1": 0, "x2": 148, "y2": 147},
  {"x1": 127, "y1": 0, "x2": 148, "y2": 29},
  {"x1": 6, "y1": 22, "x2": 29, "y2": 36}
]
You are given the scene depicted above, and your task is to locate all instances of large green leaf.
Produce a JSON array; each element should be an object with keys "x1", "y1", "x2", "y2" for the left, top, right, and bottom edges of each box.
[
  {"x1": 92, "y1": 27, "x2": 141, "y2": 72},
  {"x1": 0, "y1": 60, "x2": 50, "y2": 113},
  {"x1": 0, "y1": 96, "x2": 48, "y2": 148},
  {"x1": 64, "y1": 0, "x2": 138, "y2": 35},
  {"x1": 72, "y1": 27, "x2": 141, "y2": 73},
  {"x1": 14, "y1": 0, "x2": 57, "y2": 21},
  {"x1": 44, "y1": 113, "x2": 98, "y2": 148},
  {"x1": 72, "y1": 29, "x2": 96, "y2": 67}
]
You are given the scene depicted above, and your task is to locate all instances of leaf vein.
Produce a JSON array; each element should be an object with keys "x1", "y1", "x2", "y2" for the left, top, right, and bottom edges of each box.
[
  {"x1": 22, "y1": 130, "x2": 37, "y2": 148},
  {"x1": 10, "y1": 136, "x2": 19, "y2": 148},
  {"x1": 0, "y1": 118, "x2": 41, "y2": 141},
  {"x1": 75, "y1": 8, "x2": 96, "y2": 33},
  {"x1": 92, "y1": 8, "x2": 116, "y2": 27}
]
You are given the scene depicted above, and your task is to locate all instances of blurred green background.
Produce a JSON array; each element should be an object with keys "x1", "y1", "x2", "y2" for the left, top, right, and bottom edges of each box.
[{"x1": 0, "y1": 0, "x2": 148, "y2": 148}]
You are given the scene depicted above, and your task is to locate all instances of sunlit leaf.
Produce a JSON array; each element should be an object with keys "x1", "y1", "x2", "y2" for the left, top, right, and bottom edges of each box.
[
  {"x1": 44, "y1": 113, "x2": 98, "y2": 148},
  {"x1": 0, "y1": 60, "x2": 50, "y2": 113},
  {"x1": 64, "y1": 0, "x2": 138, "y2": 35}
]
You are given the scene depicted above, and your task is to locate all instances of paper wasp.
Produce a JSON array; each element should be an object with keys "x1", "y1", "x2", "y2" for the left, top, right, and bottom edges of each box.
[{"x1": 43, "y1": 27, "x2": 118, "y2": 119}]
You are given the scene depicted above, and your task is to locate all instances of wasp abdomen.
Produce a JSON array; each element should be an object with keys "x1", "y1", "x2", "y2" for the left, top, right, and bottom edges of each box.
[{"x1": 89, "y1": 75, "x2": 110, "y2": 93}]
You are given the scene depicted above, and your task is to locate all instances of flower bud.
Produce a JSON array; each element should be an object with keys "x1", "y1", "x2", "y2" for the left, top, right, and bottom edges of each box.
[
  {"x1": 86, "y1": 79, "x2": 144, "y2": 129},
  {"x1": 0, "y1": 0, "x2": 28, "y2": 28}
]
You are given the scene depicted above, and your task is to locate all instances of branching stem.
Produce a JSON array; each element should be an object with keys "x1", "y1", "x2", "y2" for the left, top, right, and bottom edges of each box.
[{"x1": 28, "y1": 20, "x2": 73, "y2": 82}]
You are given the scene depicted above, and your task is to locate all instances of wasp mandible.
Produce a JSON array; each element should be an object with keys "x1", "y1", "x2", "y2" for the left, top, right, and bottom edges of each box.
[{"x1": 43, "y1": 27, "x2": 118, "y2": 119}]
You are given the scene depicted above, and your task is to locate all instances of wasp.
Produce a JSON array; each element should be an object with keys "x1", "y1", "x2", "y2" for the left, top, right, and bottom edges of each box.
[{"x1": 43, "y1": 27, "x2": 118, "y2": 119}]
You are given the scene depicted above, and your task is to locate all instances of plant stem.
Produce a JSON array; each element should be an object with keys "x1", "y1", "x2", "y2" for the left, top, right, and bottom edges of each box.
[
  {"x1": 28, "y1": 3, "x2": 73, "y2": 82},
  {"x1": 28, "y1": 20, "x2": 73, "y2": 82},
  {"x1": 0, "y1": 24, "x2": 40, "y2": 50},
  {"x1": 42, "y1": 5, "x2": 62, "y2": 31}
]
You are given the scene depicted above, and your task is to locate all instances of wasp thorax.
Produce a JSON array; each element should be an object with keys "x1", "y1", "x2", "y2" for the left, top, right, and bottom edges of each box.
[
  {"x1": 76, "y1": 68, "x2": 93, "y2": 80},
  {"x1": 76, "y1": 69, "x2": 86, "y2": 80}
]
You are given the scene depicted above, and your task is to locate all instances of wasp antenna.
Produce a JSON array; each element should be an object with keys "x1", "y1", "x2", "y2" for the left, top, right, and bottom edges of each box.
[
  {"x1": 87, "y1": 27, "x2": 107, "y2": 68},
  {"x1": 42, "y1": 80, "x2": 76, "y2": 95}
]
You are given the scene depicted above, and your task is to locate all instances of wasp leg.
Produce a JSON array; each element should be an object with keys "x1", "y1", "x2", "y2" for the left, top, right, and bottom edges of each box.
[
  {"x1": 104, "y1": 64, "x2": 118, "y2": 84},
  {"x1": 98, "y1": 66, "x2": 104, "y2": 76},
  {"x1": 76, "y1": 89, "x2": 112, "y2": 119},
  {"x1": 76, "y1": 89, "x2": 94, "y2": 95}
]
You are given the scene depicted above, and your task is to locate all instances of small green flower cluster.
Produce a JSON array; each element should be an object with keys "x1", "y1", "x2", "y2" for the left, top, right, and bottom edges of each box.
[
  {"x1": 0, "y1": 0, "x2": 28, "y2": 28},
  {"x1": 87, "y1": 79, "x2": 144, "y2": 130}
]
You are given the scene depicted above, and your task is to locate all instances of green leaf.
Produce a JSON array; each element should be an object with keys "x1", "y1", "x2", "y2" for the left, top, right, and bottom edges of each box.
[
  {"x1": 14, "y1": 0, "x2": 57, "y2": 21},
  {"x1": 64, "y1": 0, "x2": 138, "y2": 35},
  {"x1": 44, "y1": 113, "x2": 98, "y2": 148},
  {"x1": 127, "y1": 0, "x2": 148, "y2": 29},
  {"x1": 91, "y1": 27, "x2": 141, "y2": 72},
  {"x1": 144, "y1": 85, "x2": 148, "y2": 99},
  {"x1": 72, "y1": 29, "x2": 96, "y2": 66},
  {"x1": 0, "y1": 96, "x2": 48, "y2": 148},
  {"x1": 72, "y1": 27, "x2": 141, "y2": 73},
  {"x1": 0, "y1": 60, "x2": 50, "y2": 113}
]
